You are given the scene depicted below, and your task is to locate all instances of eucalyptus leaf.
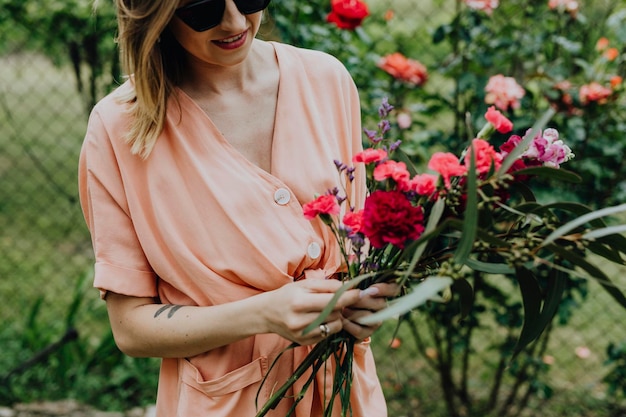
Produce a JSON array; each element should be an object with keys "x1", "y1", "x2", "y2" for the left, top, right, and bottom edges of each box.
[
  {"x1": 455, "y1": 146, "x2": 477, "y2": 264},
  {"x1": 583, "y1": 225, "x2": 626, "y2": 241},
  {"x1": 515, "y1": 268, "x2": 566, "y2": 354},
  {"x1": 356, "y1": 277, "x2": 453, "y2": 325},
  {"x1": 512, "y1": 167, "x2": 582, "y2": 183},
  {"x1": 303, "y1": 273, "x2": 376, "y2": 335},
  {"x1": 547, "y1": 244, "x2": 626, "y2": 309},
  {"x1": 465, "y1": 258, "x2": 514, "y2": 274},
  {"x1": 515, "y1": 267, "x2": 543, "y2": 351},
  {"x1": 542, "y1": 203, "x2": 626, "y2": 246}
]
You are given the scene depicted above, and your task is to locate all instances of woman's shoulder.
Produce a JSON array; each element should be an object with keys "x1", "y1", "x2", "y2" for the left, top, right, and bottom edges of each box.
[
  {"x1": 270, "y1": 41, "x2": 349, "y2": 77},
  {"x1": 91, "y1": 80, "x2": 135, "y2": 121}
]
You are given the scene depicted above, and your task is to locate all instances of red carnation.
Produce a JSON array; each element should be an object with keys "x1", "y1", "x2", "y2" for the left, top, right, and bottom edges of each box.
[{"x1": 360, "y1": 190, "x2": 425, "y2": 249}]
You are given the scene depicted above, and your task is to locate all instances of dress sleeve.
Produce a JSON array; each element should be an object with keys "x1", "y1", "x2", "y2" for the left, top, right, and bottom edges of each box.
[
  {"x1": 343, "y1": 66, "x2": 367, "y2": 211},
  {"x1": 78, "y1": 107, "x2": 158, "y2": 299}
]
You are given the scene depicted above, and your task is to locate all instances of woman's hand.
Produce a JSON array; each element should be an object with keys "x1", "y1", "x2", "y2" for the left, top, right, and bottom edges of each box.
[
  {"x1": 340, "y1": 283, "x2": 399, "y2": 341},
  {"x1": 261, "y1": 278, "x2": 361, "y2": 346}
]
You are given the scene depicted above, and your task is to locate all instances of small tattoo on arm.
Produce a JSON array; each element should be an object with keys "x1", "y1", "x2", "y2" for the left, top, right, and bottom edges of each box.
[{"x1": 154, "y1": 304, "x2": 184, "y2": 319}]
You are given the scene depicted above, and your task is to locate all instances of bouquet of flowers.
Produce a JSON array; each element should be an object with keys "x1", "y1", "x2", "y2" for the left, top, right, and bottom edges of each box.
[{"x1": 256, "y1": 99, "x2": 626, "y2": 417}]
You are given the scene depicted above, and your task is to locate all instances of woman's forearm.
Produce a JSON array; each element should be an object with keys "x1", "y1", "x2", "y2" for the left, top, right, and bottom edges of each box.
[
  {"x1": 104, "y1": 279, "x2": 364, "y2": 359},
  {"x1": 105, "y1": 291, "x2": 272, "y2": 358}
]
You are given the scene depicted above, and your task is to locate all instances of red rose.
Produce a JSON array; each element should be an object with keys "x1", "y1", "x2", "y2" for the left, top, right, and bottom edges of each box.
[
  {"x1": 360, "y1": 190, "x2": 425, "y2": 249},
  {"x1": 303, "y1": 194, "x2": 340, "y2": 220},
  {"x1": 327, "y1": 0, "x2": 370, "y2": 30}
]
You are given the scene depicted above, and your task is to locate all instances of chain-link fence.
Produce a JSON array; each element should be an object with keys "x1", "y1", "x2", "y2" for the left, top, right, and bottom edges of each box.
[{"x1": 2, "y1": 0, "x2": 626, "y2": 414}]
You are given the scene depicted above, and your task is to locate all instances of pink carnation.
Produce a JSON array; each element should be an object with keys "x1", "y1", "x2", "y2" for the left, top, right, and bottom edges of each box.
[
  {"x1": 343, "y1": 210, "x2": 364, "y2": 234},
  {"x1": 525, "y1": 129, "x2": 574, "y2": 168},
  {"x1": 485, "y1": 75, "x2": 525, "y2": 111},
  {"x1": 409, "y1": 174, "x2": 438, "y2": 196},
  {"x1": 302, "y1": 194, "x2": 340, "y2": 220},
  {"x1": 485, "y1": 106, "x2": 513, "y2": 133},
  {"x1": 374, "y1": 160, "x2": 411, "y2": 190},
  {"x1": 428, "y1": 152, "x2": 467, "y2": 189},
  {"x1": 465, "y1": 138, "x2": 503, "y2": 174},
  {"x1": 353, "y1": 148, "x2": 388, "y2": 164}
]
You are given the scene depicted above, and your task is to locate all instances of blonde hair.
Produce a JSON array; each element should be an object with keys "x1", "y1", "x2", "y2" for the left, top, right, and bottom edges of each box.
[{"x1": 115, "y1": 0, "x2": 184, "y2": 159}]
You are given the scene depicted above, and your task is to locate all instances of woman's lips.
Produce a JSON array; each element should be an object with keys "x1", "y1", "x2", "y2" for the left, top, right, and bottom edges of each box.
[{"x1": 212, "y1": 31, "x2": 248, "y2": 50}]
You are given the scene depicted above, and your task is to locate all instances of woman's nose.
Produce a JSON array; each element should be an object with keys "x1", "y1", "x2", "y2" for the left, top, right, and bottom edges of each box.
[{"x1": 220, "y1": 0, "x2": 246, "y2": 30}]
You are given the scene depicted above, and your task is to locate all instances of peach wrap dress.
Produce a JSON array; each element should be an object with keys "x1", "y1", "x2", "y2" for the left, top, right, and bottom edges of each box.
[{"x1": 78, "y1": 41, "x2": 387, "y2": 417}]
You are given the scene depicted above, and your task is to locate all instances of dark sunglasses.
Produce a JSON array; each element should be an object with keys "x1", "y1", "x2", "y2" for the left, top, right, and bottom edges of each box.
[{"x1": 175, "y1": 0, "x2": 271, "y2": 32}]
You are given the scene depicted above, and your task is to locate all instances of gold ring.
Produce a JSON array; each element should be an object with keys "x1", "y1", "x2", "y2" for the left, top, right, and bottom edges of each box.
[{"x1": 319, "y1": 323, "x2": 330, "y2": 338}]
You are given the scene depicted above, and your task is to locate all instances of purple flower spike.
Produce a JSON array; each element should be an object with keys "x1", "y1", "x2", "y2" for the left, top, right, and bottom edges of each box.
[
  {"x1": 389, "y1": 140, "x2": 402, "y2": 152},
  {"x1": 378, "y1": 97, "x2": 394, "y2": 118},
  {"x1": 378, "y1": 119, "x2": 391, "y2": 134},
  {"x1": 364, "y1": 128, "x2": 378, "y2": 141}
]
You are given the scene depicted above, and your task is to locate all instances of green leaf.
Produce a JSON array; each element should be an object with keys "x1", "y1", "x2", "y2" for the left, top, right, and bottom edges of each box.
[
  {"x1": 465, "y1": 258, "x2": 515, "y2": 274},
  {"x1": 515, "y1": 267, "x2": 566, "y2": 353},
  {"x1": 547, "y1": 244, "x2": 626, "y2": 309},
  {"x1": 585, "y1": 240, "x2": 626, "y2": 265},
  {"x1": 394, "y1": 148, "x2": 419, "y2": 177},
  {"x1": 399, "y1": 197, "x2": 446, "y2": 283},
  {"x1": 512, "y1": 166, "x2": 582, "y2": 183},
  {"x1": 356, "y1": 277, "x2": 453, "y2": 325},
  {"x1": 542, "y1": 203, "x2": 626, "y2": 246},
  {"x1": 454, "y1": 145, "x2": 477, "y2": 264},
  {"x1": 302, "y1": 273, "x2": 375, "y2": 335},
  {"x1": 583, "y1": 225, "x2": 626, "y2": 241}
]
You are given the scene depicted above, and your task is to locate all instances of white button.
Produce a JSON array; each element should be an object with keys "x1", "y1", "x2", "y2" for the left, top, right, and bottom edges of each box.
[
  {"x1": 307, "y1": 242, "x2": 321, "y2": 259},
  {"x1": 274, "y1": 188, "x2": 291, "y2": 205}
]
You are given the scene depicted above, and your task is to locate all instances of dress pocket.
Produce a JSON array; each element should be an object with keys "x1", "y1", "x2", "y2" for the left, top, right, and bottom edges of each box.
[{"x1": 177, "y1": 356, "x2": 270, "y2": 417}]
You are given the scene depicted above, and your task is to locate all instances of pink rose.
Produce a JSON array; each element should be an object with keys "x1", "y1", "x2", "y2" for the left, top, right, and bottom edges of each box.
[
  {"x1": 353, "y1": 148, "x2": 388, "y2": 164},
  {"x1": 302, "y1": 194, "x2": 340, "y2": 220},
  {"x1": 360, "y1": 190, "x2": 425, "y2": 249},
  {"x1": 485, "y1": 106, "x2": 513, "y2": 133},
  {"x1": 396, "y1": 111, "x2": 412, "y2": 130},
  {"x1": 464, "y1": 0, "x2": 499, "y2": 15},
  {"x1": 465, "y1": 138, "x2": 503, "y2": 174},
  {"x1": 428, "y1": 152, "x2": 467, "y2": 189},
  {"x1": 485, "y1": 74, "x2": 525, "y2": 111},
  {"x1": 327, "y1": 0, "x2": 370, "y2": 30}
]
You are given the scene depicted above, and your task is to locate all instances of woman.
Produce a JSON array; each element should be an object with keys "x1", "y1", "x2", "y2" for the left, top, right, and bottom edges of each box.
[{"x1": 78, "y1": 0, "x2": 393, "y2": 416}]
